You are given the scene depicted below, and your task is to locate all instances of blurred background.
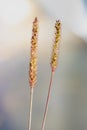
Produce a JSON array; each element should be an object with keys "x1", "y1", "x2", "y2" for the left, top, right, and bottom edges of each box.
[{"x1": 0, "y1": 0, "x2": 87, "y2": 130}]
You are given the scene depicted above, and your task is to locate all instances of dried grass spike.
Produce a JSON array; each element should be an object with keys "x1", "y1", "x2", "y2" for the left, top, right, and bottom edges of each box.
[
  {"x1": 51, "y1": 20, "x2": 61, "y2": 72},
  {"x1": 29, "y1": 17, "x2": 38, "y2": 87},
  {"x1": 28, "y1": 17, "x2": 38, "y2": 130}
]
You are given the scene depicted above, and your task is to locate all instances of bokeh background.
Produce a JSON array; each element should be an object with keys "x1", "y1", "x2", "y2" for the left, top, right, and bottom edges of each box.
[{"x1": 0, "y1": 0, "x2": 87, "y2": 130}]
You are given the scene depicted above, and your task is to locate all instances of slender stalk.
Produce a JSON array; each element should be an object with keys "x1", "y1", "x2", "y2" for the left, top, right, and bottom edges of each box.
[
  {"x1": 41, "y1": 20, "x2": 61, "y2": 130},
  {"x1": 41, "y1": 70, "x2": 54, "y2": 130},
  {"x1": 28, "y1": 87, "x2": 34, "y2": 130},
  {"x1": 28, "y1": 17, "x2": 38, "y2": 130}
]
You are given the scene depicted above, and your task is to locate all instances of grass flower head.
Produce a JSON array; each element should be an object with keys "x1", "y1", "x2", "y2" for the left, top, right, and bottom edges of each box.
[
  {"x1": 51, "y1": 20, "x2": 61, "y2": 72},
  {"x1": 29, "y1": 17, "x2": 38, "y2": 87}
]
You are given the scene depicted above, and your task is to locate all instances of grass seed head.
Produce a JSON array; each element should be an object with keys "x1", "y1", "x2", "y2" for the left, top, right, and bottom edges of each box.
[
  {"x1": 51, "y1": 20, "x2": 61, "y2": 72},
  {"x1": 29, "y1": 17, "x2": 38, "y2": 87}
]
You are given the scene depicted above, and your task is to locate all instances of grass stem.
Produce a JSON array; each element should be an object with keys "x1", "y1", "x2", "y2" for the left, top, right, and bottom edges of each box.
[
  {"x1": 41, "y1": 70, "x2": 54, "y2": 130},
  {"x1": 28, "y1": 87, "x2": 34, "y2": 130}
]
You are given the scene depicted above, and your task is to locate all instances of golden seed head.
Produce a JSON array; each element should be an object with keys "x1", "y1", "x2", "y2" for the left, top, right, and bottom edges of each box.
[
  {"x1": 29, "y1": 17, "x2": 38, "y2": 87},
  {"x1": 51, "y1": 20, "x2": 61, "y2": 72}
]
